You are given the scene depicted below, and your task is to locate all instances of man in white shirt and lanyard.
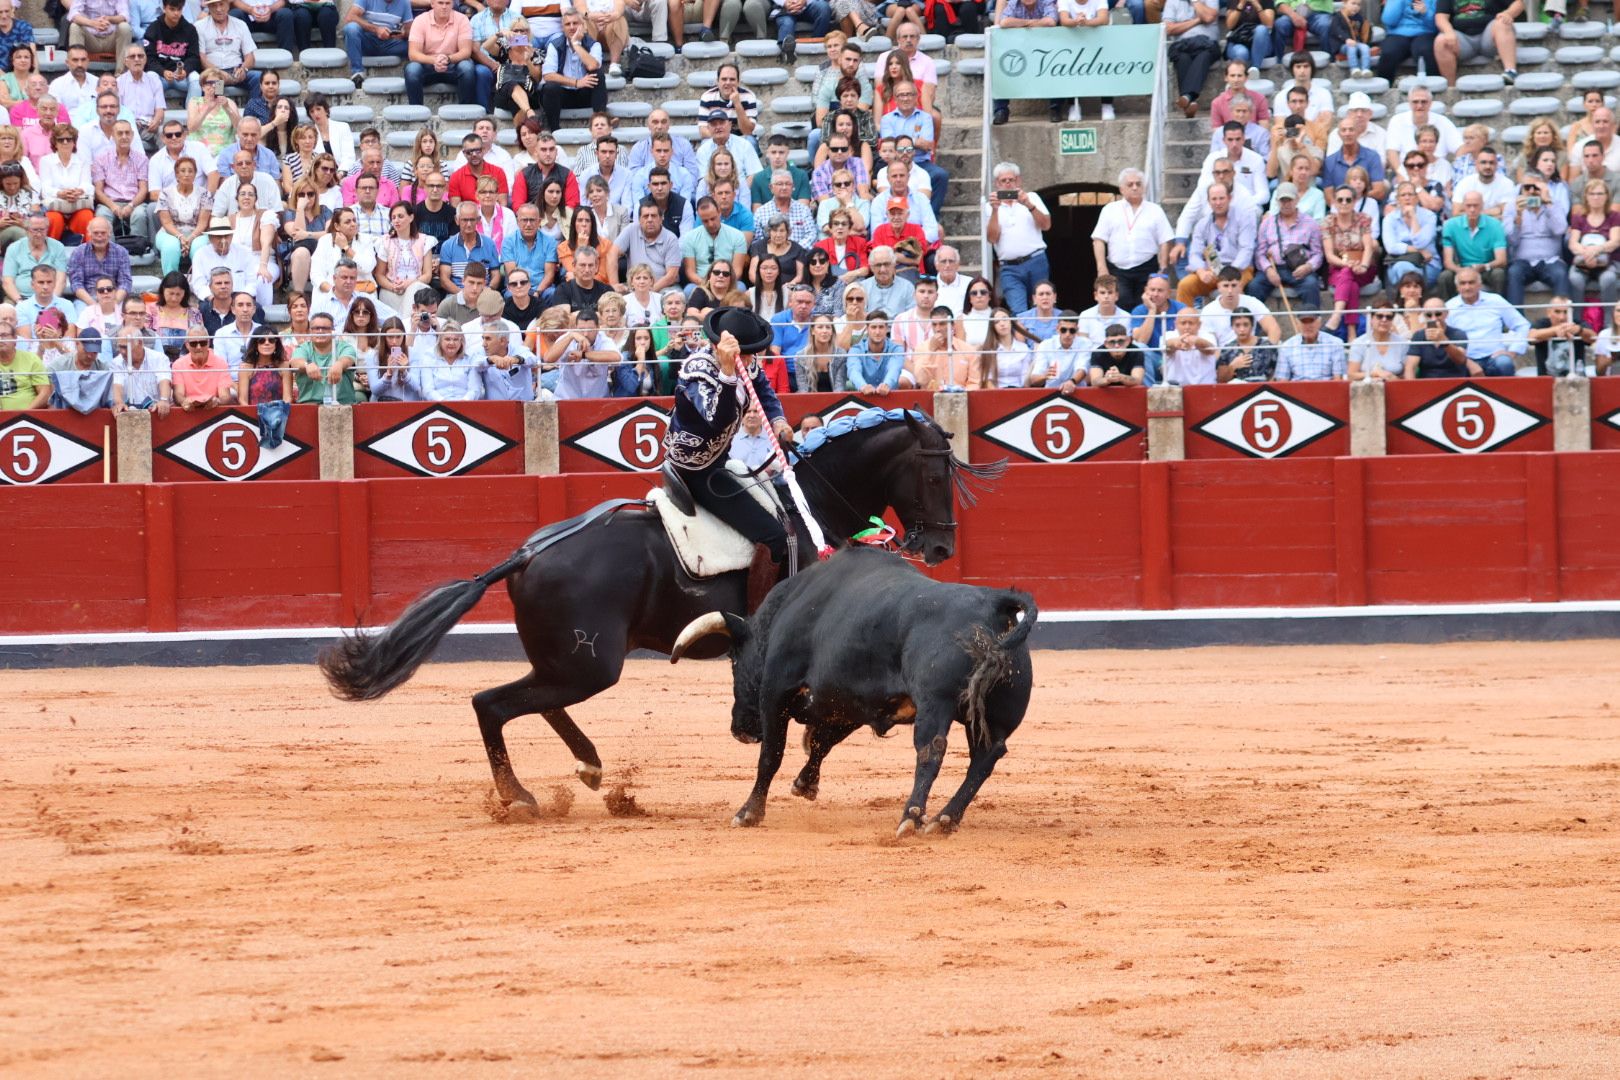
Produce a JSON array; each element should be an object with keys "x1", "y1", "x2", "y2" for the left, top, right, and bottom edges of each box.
[
  {"x1": 1089, "y1": 165, "x2": 1172, "y2": 312},
  {"x1": 986, "y1": 161, "x2": 1053, "y2": 316},
  {"x1": 931, "y1": 245, "x2": 969, "y2": 316}
]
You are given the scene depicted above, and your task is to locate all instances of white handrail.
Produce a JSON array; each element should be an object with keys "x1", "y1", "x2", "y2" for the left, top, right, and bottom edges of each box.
[{"x1": 1146, "y1": 25, "x2": 1168, "y2": 205}]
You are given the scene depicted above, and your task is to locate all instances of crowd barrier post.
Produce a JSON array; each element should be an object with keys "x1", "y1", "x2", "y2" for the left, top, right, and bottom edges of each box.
[
  {"x1": 115, "y1": 409, "x2": 152, "y2": 484},
  {"x1": 1553, "y1": 377, "x2": 1592, "y2": 453},
  {"x1": 318, "y1": 404, "x2": 355, "y2": 480},
  {"x1": 1348, "y1": 379, "x2": 1387, "y2": 457},
  {"x1": 523, "y1": 398, "x2": 561, "y2": 475},
  {"x1": 931, "y1": 392, "x2": 970, "y2": 461},
  {"x1": 1146, "y1": 385, "x2": 1184, "y2": 461}
]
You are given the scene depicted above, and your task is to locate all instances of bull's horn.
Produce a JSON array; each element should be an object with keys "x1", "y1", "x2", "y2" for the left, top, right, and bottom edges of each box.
[{"x1": 670, "y1": 611, "x2": 730, "y2": 663}]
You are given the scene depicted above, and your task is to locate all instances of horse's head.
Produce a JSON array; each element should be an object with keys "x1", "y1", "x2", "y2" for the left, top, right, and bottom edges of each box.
[{"x1": 795, "y1": 409, "x2": 1004, "y2": 565}]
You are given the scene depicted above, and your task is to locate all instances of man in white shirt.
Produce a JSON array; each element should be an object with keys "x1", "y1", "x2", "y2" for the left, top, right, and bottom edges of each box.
[
  {"x1": 987, "y1": 160, "x2": 1055, "y2": 314},
  {"x1": 1384, "y1": 86, "x2": 1462, "y2": 174},
  {"x1": 1452, "y1": 145, "x2": 1516, "y2": 218},
  {"x1": 1271, "y1": 51, "x2": 1334, "y2": 126},
  {"x1": 1197, "y1": 268, "x2": 1283, "y2": 346},
  {"x1": 210, "y1": 291, "x2": 261, "y2": 377},
  {"x1": 932, "y1": 245, "x2": 969, "y2": 316},
  {"x1": 147, "y1": 119, "x2": 216, "y2": 196},
  {"x1": 311, "y1": 259, "x2": 362, "y2": 328},
  {"x1": 190, "y1": 225, "x2": 266, "y2": 309},
  {"x1": 1571, "y1": 107, "x2": 1620, "y2": 174},
  {"x1": 213, "y1": 150, "x2": 283, "y2": 213},
  {"x1": 1035, "y1": 312, "x2": 1089, "y2": 389},
  {"x1": 1199, "y1": 122, "x2": 1269, "y2": 205},
  {"x1": 1089, "y1": 166, "x2": 1170, "y2": 311},
  {"x1": 1076, "y1": 274, "x2": 1129, "y2": 349},
  {"x1": 1326, "y1": 92, "x2": 1388, "y2": 160},
  {"x1": 49, "y1": 45, "x2": 99, "y2": 117}
]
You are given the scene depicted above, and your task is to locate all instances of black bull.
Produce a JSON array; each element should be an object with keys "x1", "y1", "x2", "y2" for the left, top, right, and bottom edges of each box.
[
  {"x1": 319, "y1": 412, "x2": 1005, "y2": 819},
  {"x1": 671, "y1": 547, "x2": 1037, "y2": 836}
]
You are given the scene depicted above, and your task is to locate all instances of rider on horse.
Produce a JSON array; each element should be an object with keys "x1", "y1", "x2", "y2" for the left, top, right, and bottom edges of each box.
[{"x1": 664, "y1": 308, "x2": 799, "y2": 612}]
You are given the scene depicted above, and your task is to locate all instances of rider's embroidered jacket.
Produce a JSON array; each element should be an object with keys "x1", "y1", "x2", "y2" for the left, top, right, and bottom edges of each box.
[{"x1": 664, "y1": 351, "x2": 785, "y2": 470}]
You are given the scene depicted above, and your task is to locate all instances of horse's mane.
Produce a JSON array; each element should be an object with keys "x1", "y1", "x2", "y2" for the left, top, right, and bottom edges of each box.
[{"x1": 791, "y1": 406, "x2": 1006, "y2": 506}]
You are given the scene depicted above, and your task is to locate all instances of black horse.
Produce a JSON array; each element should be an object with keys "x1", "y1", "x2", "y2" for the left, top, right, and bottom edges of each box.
[{"x1": 320, "y1": 410, "x2": 1002, "y2": 818}]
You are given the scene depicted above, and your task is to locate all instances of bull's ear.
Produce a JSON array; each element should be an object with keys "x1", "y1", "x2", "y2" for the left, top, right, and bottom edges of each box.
[{"x1": 723, "y1": 612, "x2": 749, "y2": 645}]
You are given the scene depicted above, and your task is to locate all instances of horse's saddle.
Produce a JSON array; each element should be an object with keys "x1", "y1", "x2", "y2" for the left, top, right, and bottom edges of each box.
[{"x1": 649, "y1": 461, "x2": 784, "y2": 578}]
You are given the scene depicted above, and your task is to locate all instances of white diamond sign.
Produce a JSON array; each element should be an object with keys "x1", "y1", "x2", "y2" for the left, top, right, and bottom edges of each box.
[
  {"x1": 357, "y1": 406, "x2": 515, "y2": 476},
  {"x1": 1192, "y1": 387, "x2": 1343, "y2": 459},
  {"x1": 1394, "y1": 383, "x2": 1547, "y2": 454},
  {"x1": 974, "y1": 393, "x2": 1139, "y2": 463},
  {"x1": 155, "y1": 412, "x2": 310, "y2": 481},
  {"x1": 565, "y1": 402, "x2": 670, "y2": 471},
  {"x1": 0, "y1": 416, "x2": 102, "y2": 484}
]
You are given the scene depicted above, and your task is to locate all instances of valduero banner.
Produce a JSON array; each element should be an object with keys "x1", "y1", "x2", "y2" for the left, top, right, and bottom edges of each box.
[{"x1": 989, "y1": 25, "x2": 1161, "y2": 100}]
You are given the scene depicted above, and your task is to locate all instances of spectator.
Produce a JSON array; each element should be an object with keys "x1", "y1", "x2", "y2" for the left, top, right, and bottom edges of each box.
[
  {"x1": 1089, "y1": 166, "x2": 1167, "y2": 312},
  {"x1": 1567, "y1": 140, "x2": 1620, "y2": 214},
  {"x1": 237, "y1": 326, "x2": 295, "y2": 405},
  {"x1": 49, "y1": 327, "x2": 114, "y2": 412},
  {"x1": 682, "y1": 196, "x2": 748, "y2": 285},
  {"x1": 695, "y1": 110, "x2": 762, "y2": 186},
  {"x1": 1160, "y1": 308, "x2": 1219, "y2": 385},
  {"x1": 1275, "y1": 0, "x2": 1334, "y2": 53},
  {"x1": 772, "y1": 0, "x2": 830, "y2": 64},
  {"x1": 811, "y1": 39, "x2": 869, "y2": 154},
  {"x1": 436, "y1": 258, "x2": 489, "y2": 324},
  {"x1": 107, "y1": 320, "x2": 169, "y2": 414},
  {"x1": 2, "y1": 214, "x2": 65, "y2": 303},
  {"x1": 144, "y1": 0, "x2": 202, "y2": 103},
  {"x1": 293, "y1": 311, "x2": 359, "y2": 402},
  {"x1": 1217, "y1": 310, "x2": 1277, "y2": 381},
  {"x1": 1214, "y1": 95, "x2": 1269, "y2": 161},
  {"x1": 879, "y1": 81, "x2": 947, "y2": 217},
  {"x1": 1163, "y1": 0, "x2": 1220, "y2": 119},
  {"x1": 1522, "y1": 146, "x2": 1570, "y2": 222},
  {"x1": 869, "y1": 197, "x2": 926, "y2": 278},
  {"x1": 1505, "y1": 174, "x2": 1569, "y2": 307},
  {"x1": 197, "y1": 0, "x2": 260, "y2": 99},
  {"x1": 548, "y1": 308, "x2": 617, "y2": 399},
  {"x1": 1199, "y1": 266, "x2": 1282, "y2": 344},
  {"x1": 1178, "y1": 183, "x2": 1258, "y2": 305},
  {"x1": 1178, "y1": 158, "x2": 1262, "y2": 260},
  {"x1": 75, "y1": 273, "x2": 124, "y2": 336},
  {"x1": 932, "y1": 244, "x2": 968, "y2": 315},
  {"x1": 634, "y1": 136, "x2": 698, "y2": 206},
  {"x1": 66, "y1": 215, "x2": 132, "y2": 306},
  {"x1": 1200, "y1": 121, "x2": 1269, "y2": 206},
  {"x1": 1076, "y1": 273, "x2": 1127, "y2": 348},
  {"x1": 1032, "y1": 310, "x2": 1087, "y2": 388},
  {"x1": 1271, "y1": 51, "x2": 1334, "y2": 127},
  {"x1": 1452, "y1": 145, "x2": 1513, "y2": 218},
  {"x1": 448, "y1": 132, "x2": 508, "y2": 207},
  {"x1": 1328, "y1": 91, "x2": 1387, "y2": 160},
  {"x1": 438, "y1": 202, "x2": 502, "y2": 293},
  {"x1": 1223, "y1": 1, "x2": 1277, "y2": 71},
  {"x1": 1322, "y1": 117, "x2": 1387, "y2": 201},
  {"x1": 1276, "y1": 310, "x2": 1347, "y2": 379},
  {"x1": 611, "y1": 198, "x2": 681, "y2": 293},
  {"x1": 990, "y1": 0, "x2": 1062, "y2": 126},
  {"x1": 1348, "y1": 304, "x2": 1409, "y2": 379},
  {"x1": 407, "y1": 0, "x2": 477, "y2": 106},
  {"x1": 1321, "y1": 183, "x2": 1378, "y2": 337},
  {"x1": 1330, "y1": 0, "x2": 1373, "y2": 77},
  {"x1": 1404, "y1": 296, "x2": 1477, "y2": 377},
  {"x1": 1528, "y1": 295, "x2": 1594, "y2": 377},
  {"x1": 907, "y1": 306, "x2": 979, "y2": 391},
  {"x1": 1249, "y1": 181, "x2": 1324, "y2": 311},
  {"x1": 343, "y1": 0, "x2": 414, "y2": 85},
  {"x1": 1445, "y1": 265, "x2": 1527, "y2": 375},
  {"x1": 1439, "y1": 190, "x2": 1507, "y2": 296},
  {"x1": 1376, "y1": 0, "x2": 1438, "y2": 80},
  {"x1": 699, "y1": 62, "x2": 760, "y2": 141},
  {"x1": 1399, "y1": 150, "x2": 1448, "y2": 218},
  {"x1": 93, "y1": 120, "x2": 150, "y2": 242},
  {"x1": 1381, "y1": 180, "x2": 1441, "y2": 286},
  {"x1": 1211, "y1": 60, "x2": 1271, "y2": 131},
  {"x1": 0, "y1": 2, "x2": 33, "y2": 73},
  {"x1": 1087, "y1": 322, "x2": 1146, "y2": 388},
  {"x1": 16, "y1": 263, "x2": 74, "y2": 330},
  {"x1": 1385, "y1": 86, "x2": 1460, "y2": 175},
  {"x1": 554, "y1": 244, "x2": 614, "y2": 309},
  {"x1": 171, "y1": 329, "x2": 233, "y2": 409},
  {"x1": 39, "y1": 122, "x2": 94, "y2": 242},
  {"x1": 1128, "y1": 272, "x2": 1183, "y2": 383},
  {"x1": 862, "y1": 244, "x2": 914, "y2": 314},
  {"x1": 212, "y1": 290, "x2": 262, "y2": 374},
  {"x1": 983, "y1": 307, "x2": 1040, "y2": 387},
  {"x1": 1434, "y1": 0, "x2": 1519, "y2": 87},
  {"x1": 1568, "y1": 179, "x2": 1620, "y2": 307}
]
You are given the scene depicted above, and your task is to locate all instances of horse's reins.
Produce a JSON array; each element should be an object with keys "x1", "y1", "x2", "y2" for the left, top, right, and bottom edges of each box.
[{"x1": 735, "y1": 355, "x2": 834, "y2": 559}]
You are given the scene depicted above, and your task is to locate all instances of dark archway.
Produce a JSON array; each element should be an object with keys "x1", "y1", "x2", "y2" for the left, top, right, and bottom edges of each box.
[{"x1": 1037, "y1": 183, "x2": 1120, "y2": 312}]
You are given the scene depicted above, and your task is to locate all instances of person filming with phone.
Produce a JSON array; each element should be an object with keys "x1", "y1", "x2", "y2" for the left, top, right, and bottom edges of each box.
[{"x1": 1506, "y1": 175, "x2": 1570, "y2": 307}]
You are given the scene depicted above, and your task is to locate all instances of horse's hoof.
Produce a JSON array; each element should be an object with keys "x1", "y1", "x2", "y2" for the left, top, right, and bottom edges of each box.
[
  {"x1": 922, "y1": 813, "x2": 954, "y2": 836},
  {"x1": 575, "y1": 761, "x2": 603, "y2": 791},
  {"x1": 503, "y1": 800, "x2": 542, "y2": 825}
]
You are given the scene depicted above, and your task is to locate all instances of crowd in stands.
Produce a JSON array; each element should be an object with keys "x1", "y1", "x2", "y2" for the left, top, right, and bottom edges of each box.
[{"x1": 2, "y1": 0, "x2": 1619, "y2": 415}]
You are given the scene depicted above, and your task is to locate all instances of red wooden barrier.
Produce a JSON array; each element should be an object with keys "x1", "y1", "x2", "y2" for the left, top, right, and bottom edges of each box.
[
  {"x1": 352, "y1": 401, "x2": 526, "y2": 478},
  {"x1": 1182, "y1": 382, "x2": 1349, "y2": 459},
  {"x1": 1589, "y1": 377, "x2": 1620, "y2": 450},
  {"x1": 0, "y1": 410, "x2": 116, "y2": 484},
  {"x1": 151, "y1": 405, "x2": 322, "y2": 482},
  {"x1": 967, "y1": 388, "x2": 1145, "y2": 463},
  {"x1": 14, "y1": 452, "x2": 1620, "y2": 636},
  {"x1": 1385, "y1": 377, "x2": 1553, "y2": 455}
]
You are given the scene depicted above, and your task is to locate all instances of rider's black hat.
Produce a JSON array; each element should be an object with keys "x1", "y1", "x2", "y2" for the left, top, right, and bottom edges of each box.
[{"x1": 702, "y1": 307, "x2": 775, "y2": 355}]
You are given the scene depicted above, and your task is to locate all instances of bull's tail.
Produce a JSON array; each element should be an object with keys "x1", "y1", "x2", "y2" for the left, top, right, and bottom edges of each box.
[
  {"x1": 957, "y1": 593, "x2": 1038, "y2": 749},
  {"x1": 319, "y1": 547, "x2": 533, "y2": 702}
]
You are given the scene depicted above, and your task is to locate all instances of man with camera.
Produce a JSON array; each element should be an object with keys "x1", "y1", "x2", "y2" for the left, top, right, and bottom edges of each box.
[
  {"x1": 992, "y1": 162, "x2": 1057, "y2": 314},
  {"x1": 1505, "y1": 175, "x2": 1570, "y2": 307},
  {"x1": 1404, "y1": 299, "x2": 1478, "y2": 378}
]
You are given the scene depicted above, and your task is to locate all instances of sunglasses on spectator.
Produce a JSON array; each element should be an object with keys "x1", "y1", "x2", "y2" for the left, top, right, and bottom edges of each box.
[
  {"x1": 1373, "y1": 312, "x2": 1394, "y2": 320},
  {"x1": 969, "y1": 287, "x2": 990, "y2": 296},
  {"x1": 164, "y1": 131, "x2": 184, "y2": 139},
  {"x1": 833, "y1": 180, "x2": 852, "y2": 188},
  {"x1": 1058, "y1": 327, "x2": 1077, "y2": 335},
  {"x1": 187, "y1": 341, "x2": 209, "y2": 349},
  {"x1": 510, "y1": 277, "x2": 529, "y2": 286},
  {"x1": 1335, "y1": 196, "x2": 1353, "y2": 204},
  {"x1": 712, "y1": 268, "x2": 732, "y2": 277},
  {"x1": 96, "y1": 285, "x2": 115, "y2": 293},
  {"x1": 829, "y1": 144, "x2": 849, "y2": 152}
]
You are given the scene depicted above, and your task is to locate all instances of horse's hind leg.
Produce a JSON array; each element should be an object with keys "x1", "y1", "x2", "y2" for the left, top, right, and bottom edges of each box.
[{"x1": 474, "y1": 673, "x2": 604, "y2": 811}]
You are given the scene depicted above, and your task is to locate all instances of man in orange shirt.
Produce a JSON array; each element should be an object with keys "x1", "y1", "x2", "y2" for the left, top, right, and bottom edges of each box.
[
  {"x1": 171, "y1": 329, "x2": 234, "y2": 409},
  {"x1": 406, "y1": 0, "x2": 477, "y2": 106}
]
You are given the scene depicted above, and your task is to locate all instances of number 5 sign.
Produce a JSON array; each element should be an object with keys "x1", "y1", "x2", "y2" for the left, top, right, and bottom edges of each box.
[
  {"x1": 1188, "y1": 386, "x2": 1346, "y2": 459},
  {"x1": 1389, "y1": 381, "x2": 1550, "y2": 455},
  {"x1": 155, "y1": 411, "x2": 313, "y2": 481},
  {"x1": 560, "y1": 401, "x2": 671, "y2": 472},
  {"x1": 356, "y1": 405, "x2": 519, "y2": 477}
]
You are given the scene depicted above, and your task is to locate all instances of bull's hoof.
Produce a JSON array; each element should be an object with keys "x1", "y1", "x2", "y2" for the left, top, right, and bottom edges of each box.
[
  {"x1": 574, "y1": 760, "x2": 603, "y2": 791},
  {"x1": 731, "y1": 730, "x2": 761, "y2": 745},
  {"x1": 731, "y1": 806, "x2": 763, "y2": 828},
  {"x1": 922, "y1": 813, "x2": 956, "y2": 836},
  {"x1": 895, "y1": 816, "x2": 917, "y2": 838},
  {"x1": 791, "y1": 776, "x2": 819, "y2": 801}
]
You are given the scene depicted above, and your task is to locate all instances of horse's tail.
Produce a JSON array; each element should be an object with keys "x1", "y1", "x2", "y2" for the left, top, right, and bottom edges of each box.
[
  {"x1": 319, "y1": 547, "x2": 532, "y2": 702},
  {"x1": 958, "y1": 592, "x2": 1038, "y2": 749}
]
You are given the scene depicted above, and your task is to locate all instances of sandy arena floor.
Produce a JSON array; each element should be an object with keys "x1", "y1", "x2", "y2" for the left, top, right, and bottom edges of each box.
[{"x1": 2, "y1": 644, "x2": 1618, "y2": 1078}]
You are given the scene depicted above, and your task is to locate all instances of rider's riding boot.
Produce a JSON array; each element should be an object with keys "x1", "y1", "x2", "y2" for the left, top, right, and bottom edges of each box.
[{"x1": 746, "y1": 543, "x2": 779, "y2": 615}]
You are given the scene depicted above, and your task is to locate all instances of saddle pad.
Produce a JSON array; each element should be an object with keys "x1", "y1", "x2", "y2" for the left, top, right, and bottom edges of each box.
[{"x1": 649, "y1": 463, "x2": 784, "y2": 578}]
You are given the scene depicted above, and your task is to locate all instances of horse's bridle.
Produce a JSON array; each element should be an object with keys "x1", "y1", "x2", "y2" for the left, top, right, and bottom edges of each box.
[{"x1": 901, "y1": 446, "x2": 960, "y2": 544}]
